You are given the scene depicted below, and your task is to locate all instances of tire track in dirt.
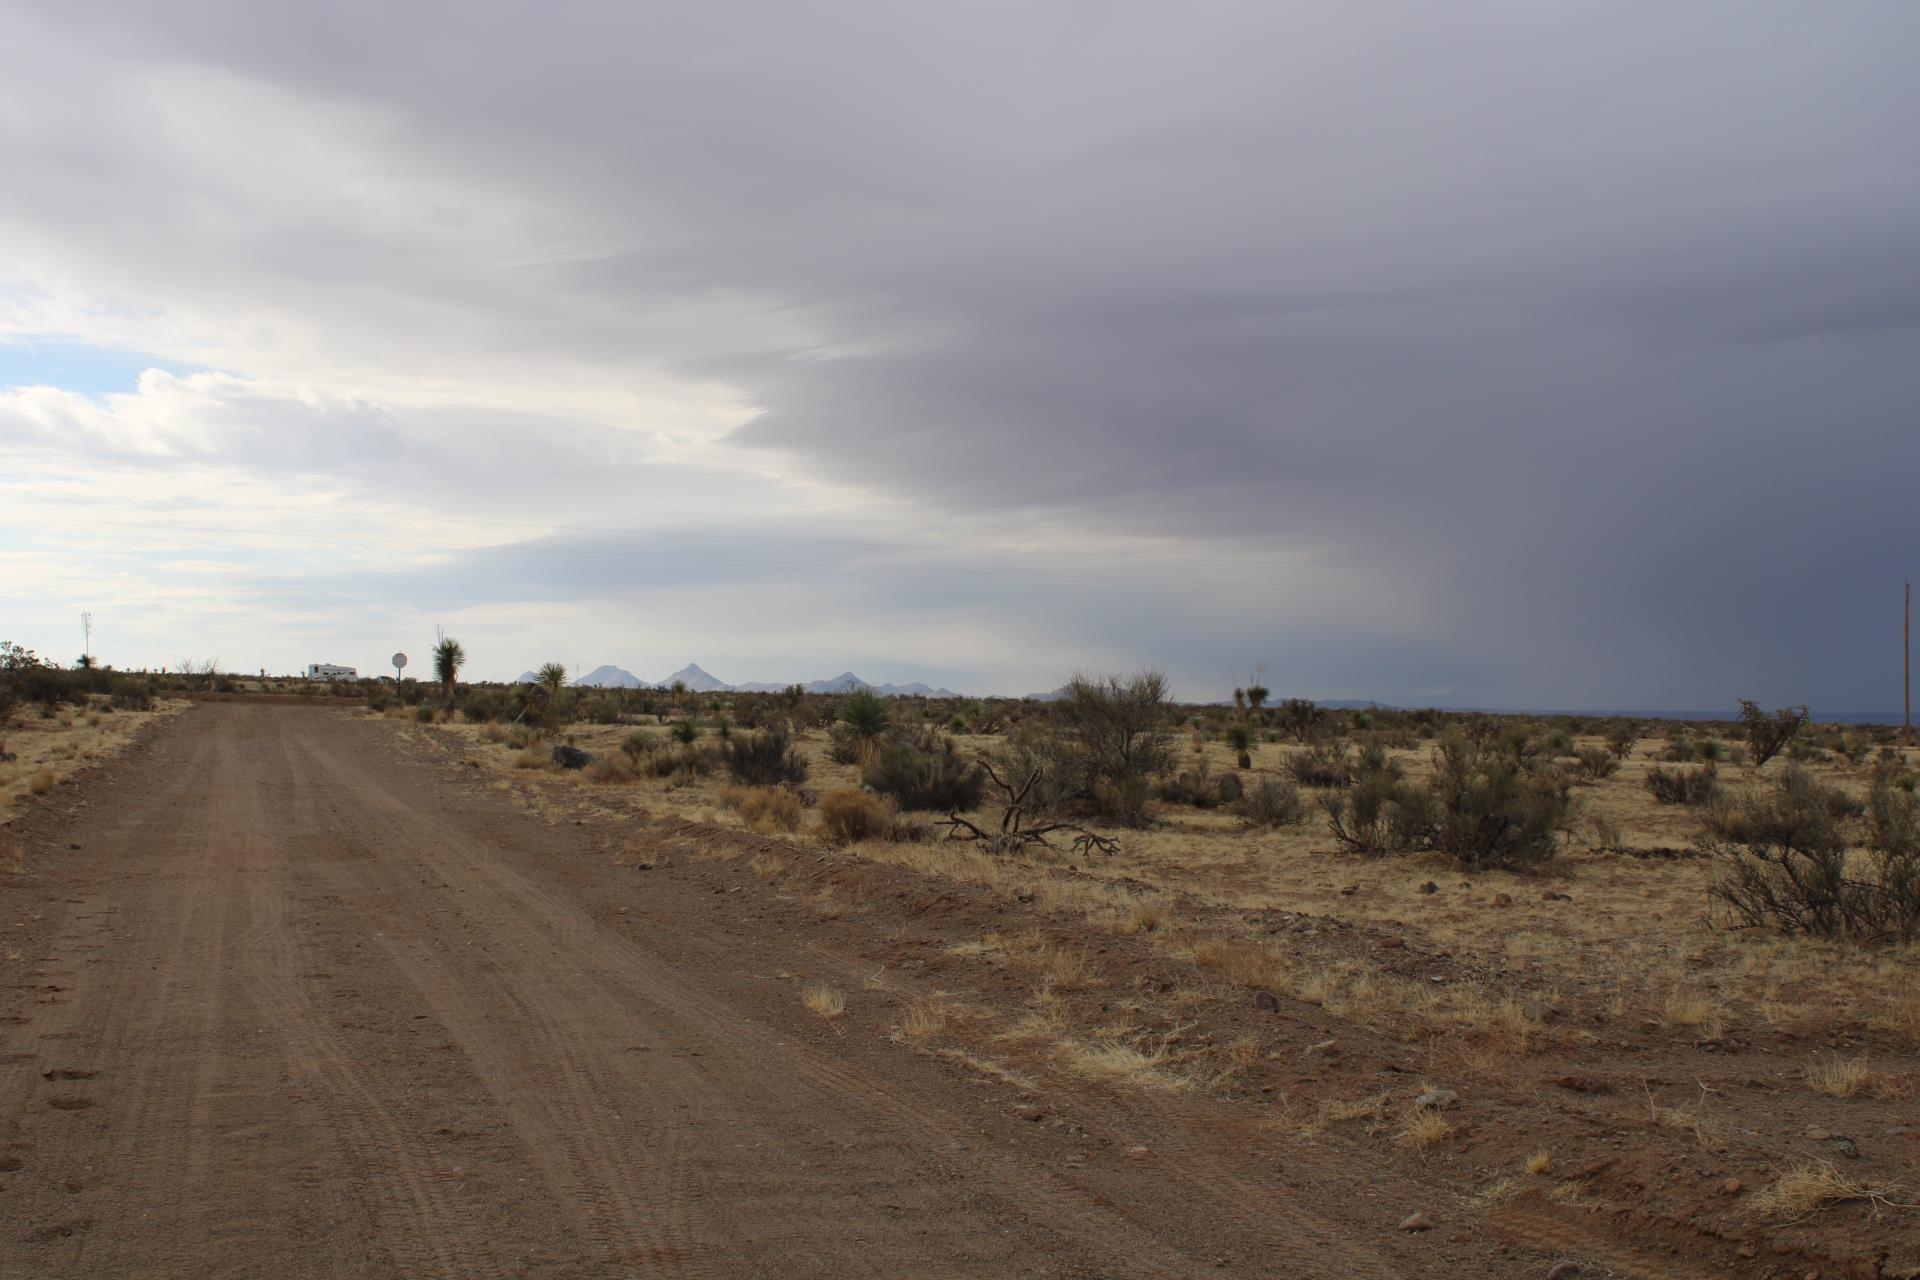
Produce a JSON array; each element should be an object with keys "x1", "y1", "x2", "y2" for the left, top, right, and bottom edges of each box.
[
  {"x1": 4, "y1": 705, "x2": 1583, "y2": 1278},
  {"x1": 298, "y1": 734, "x2": 1226, "y2": 1276},
  {"x1": 299, "y1": 724, "x2": 1411, "y2": 1279},
  {"x1": 0, "y1": 722, "x2": 244, "y2": 1275}
]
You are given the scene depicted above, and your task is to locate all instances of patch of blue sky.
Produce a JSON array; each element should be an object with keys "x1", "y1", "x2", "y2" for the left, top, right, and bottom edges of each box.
[{"x1": 0, "y1": 339, "x2": 202, "y2": 396}]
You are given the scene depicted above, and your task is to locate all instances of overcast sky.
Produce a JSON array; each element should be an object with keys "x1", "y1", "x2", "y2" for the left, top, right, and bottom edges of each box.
[{"x1": 3, "y1": 2, "x2": 1916, "y2": 708}]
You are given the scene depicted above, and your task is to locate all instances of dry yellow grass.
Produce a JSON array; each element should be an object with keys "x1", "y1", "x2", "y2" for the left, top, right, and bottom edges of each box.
[
  {"x1": 1804, "y1": 1053, "x2": 1909, "y2": 1100},
  {"x1": 0, "y1": 697, "x2": 185, "y2": 821},
  {"x1": 408, "y1": 714, "x2": 1920, "y2": 1059},
  {"x1": 1750, "y1": 1159, "x2": 1918, "y2": 1221},
  {"x1": 1396, "y1": 1108, "x2": 1454, "y2": 1150},
  {"x1": 801, "y1": 983, "x2": 845, "y2": 1018},
  {"x1": 1525, "y1": 1150, "x2": 1552, "y2": 1175}
]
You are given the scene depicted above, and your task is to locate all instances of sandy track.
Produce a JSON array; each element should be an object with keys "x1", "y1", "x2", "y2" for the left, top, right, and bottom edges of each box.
[{"x1": 0, "y1": 705, "x2": 1565, "y2": 1277}]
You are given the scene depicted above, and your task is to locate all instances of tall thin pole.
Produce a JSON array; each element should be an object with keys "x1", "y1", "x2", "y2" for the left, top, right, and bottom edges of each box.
[{"x1": 1906, "y1": 582, "x2": 1913, "y2": 748}]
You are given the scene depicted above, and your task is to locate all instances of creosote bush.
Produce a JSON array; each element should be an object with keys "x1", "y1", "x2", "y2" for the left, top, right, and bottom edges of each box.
[
  {"x1": 1323, "y1": 733, "x2": 1569, "y2": 869},
  {"x1": 1707, "y1": 766, "x2": 1920, "y2": 943},
  {"x1": 861, "y1": 736, "x2": 984, "y2": 812},
  {"x1": 1007, "y1": 671, "x2": 1172, "y2": 828},
  {"x1": 1236, "y1": 777, "x2": 1309, "y2": 828},
  {"x1": 721, "y1": 729, "x2": 810, "y2": 787},
  {"x1": 1739, "y1": 699, "x2": 1811, "y2": 770},
  {"x1": 1645, "y1": 764, "x2": 1722, "y2": 807},
  {"x1": 1571, "y1": 744, "x2": 1619, "y2": 782}
]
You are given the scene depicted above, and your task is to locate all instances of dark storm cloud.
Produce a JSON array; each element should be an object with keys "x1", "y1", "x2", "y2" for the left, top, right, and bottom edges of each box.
[{"x1": 8, "y1": 1, "x2": 1920, "y2": 705}]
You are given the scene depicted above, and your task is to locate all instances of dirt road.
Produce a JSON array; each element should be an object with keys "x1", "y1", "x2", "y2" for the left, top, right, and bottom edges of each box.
[{"x1": 0, "y1": 705, "x2": 1568, "y2": 1278}]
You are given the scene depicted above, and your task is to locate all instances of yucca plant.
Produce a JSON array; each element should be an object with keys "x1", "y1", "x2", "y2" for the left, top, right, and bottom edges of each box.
[
  {"x1": 1224, "y1": 723, "x2": 1255, "y2": 769},
  {"x1": 838, "y1": 688, "x2": 891, "y2": 767},
  {"x1": 432, "y1": 637, "x2": 466, "y2": 703}
]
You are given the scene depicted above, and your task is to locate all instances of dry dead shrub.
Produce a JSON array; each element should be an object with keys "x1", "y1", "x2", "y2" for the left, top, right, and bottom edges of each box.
[
  {"x1": 818, "y1": 788, "x2": 893, "y2": 845},
  {"x1": 511, "y1": 748, "x2": 549, "y2": 771},
  {"x1": 27, "y1": 767, "x2": 55, "y2": 795},
  {"x1": 723, "y1": 785, "x2": 804, "y2": 833},
  {"x1": 1001, "y1": 932, "x2": 1096, "y2": 988},
  {"x1": 584, "y1": 753, "x2": 639, "y2": 784}
]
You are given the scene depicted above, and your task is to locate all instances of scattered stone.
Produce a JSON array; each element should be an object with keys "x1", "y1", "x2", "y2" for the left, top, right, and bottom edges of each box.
[
  {"x1": 1491, "y1": 892, "x2": 1513, "y2": 908},
  {"x1": 1016, "y1": 1106, "x2": 1045, "y2": 1123},
  {"x1": 1804, "y1": 1127, "x2": 1831, "y2": 1142},
  {"x1": 1417, "y1": 881, "x2": 1438, "y2": 895},
  {"x1": 1542, "y1": 891, "x2": 1573, "y2": 902},
  {"x1": 1413, "y1": 1087, "x2": 1458, "y2": 1110},
  {"x1": 1305, "y1": 1039, "x2": 1338, "y2": 1056},
  {"x1": 1723, "y1": 1178, "x2": 1743, "y2": 1195},
  {"x1": 1398, "y1": 1212, "x2": 1432, "y2": 1232},
  {"x1": 1734, "y1": 1244, "x2": 1757, "y2": 1259},
  {"x1": 1338, "y1": 884, "x2": 1359, "y2": 896},
  {"x1": 1125, "y1": 1146, "x2": 1151, "y2": 1161},
  {"x1": 1376, "y1": 937, "x2": 1405, "y2": 950},
  {"x1": 1545, "y1": 1262, "x2": 1582, "y2": 1279},
  {"x1": 1253, "y1": 990, "x2": 1280, "y2": 1012}
]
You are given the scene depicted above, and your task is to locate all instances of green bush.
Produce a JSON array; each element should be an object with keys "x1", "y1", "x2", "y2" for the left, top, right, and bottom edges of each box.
[
  {"x1": 1645, "y1": 764, "x2": 1721, "y2": 806},
  {"x1": 1707, "y1": 767, "x2": 1919, "y2": 943},
  {"x1": 1571, "y1": 745, "x2": 1618, "y2": 781},
  {"x1": 722, "y1": 730, "x2": 810, "y2": 787},
  {"x1": 862, "y1": 736, "x2": 984, "y2": 812},
  {"x1": 1237, "y1": 777, "x2": 1308, "y2": 828},
  {"x1": 1427, "y1": 734, "x2": 1570, "y2": 869}
]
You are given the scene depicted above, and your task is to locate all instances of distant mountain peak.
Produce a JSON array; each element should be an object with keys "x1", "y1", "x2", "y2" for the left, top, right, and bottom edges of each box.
[
  {"x1": 574, "y1": 664, "x2": 648, "y2": 688},
  {"x1": 661, "y1": 662, "x2": 730, "y2": 692}
]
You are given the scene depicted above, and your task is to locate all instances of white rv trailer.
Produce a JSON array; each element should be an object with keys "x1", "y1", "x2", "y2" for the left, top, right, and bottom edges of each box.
[{"x1": 307, "y1": 663, "x2": 357, "y2": 680}]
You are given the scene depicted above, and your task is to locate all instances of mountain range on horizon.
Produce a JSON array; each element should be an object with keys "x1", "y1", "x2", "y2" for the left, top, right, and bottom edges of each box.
[{"x1": 511, "y1": 662, "x2": 960, "y2": 699}]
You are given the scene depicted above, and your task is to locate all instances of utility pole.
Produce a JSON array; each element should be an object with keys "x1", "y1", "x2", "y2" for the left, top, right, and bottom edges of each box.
[{"x1": 1906, "y1": 582, "x2": 1913, "y2": 748}]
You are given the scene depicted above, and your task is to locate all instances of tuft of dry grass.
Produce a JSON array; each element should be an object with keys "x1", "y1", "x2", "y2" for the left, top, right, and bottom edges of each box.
[
  {"x1": 1397, "y1": 1108, "x2": 1455, "y2": 1149},
  {"x1": 1660, "y1": 988, "x2": 1722, "y2": 1038},
  {"x1": 1750, "y1": 1159, "x2": 1918, "y2": 1221},
  {"x1": 1118, "y1": 898, "x2": 1168, "y2": 934},
  {"x1": 1525, "y1": 1150, "x2": 1552, "y2": 1175},
  {"x1": 511, "y1": 748, "x2": 550, "y2": 770},
  {"x1": 999, "y1": 931, "x2": 1098, "y2": 989},
  {"x1": 899, "y1": 997, "x2": 952, "y2": 1043},
  {"x1": 1302, "y1": 1091, "x2": 1389, "y2": 1135},
  {"x1": 1056, "y1": 1037, "x2": 1187, "y2": 1090},
  {"x1": 802, "y1": 983, "x2": 845, "y2": 1018},
  {"x1": 27, "y1": 768, "x2": 55, "y2": 796},
  {"x1": 1804, "y1": 1053, "x2": 1909, "y2": 1100}
]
